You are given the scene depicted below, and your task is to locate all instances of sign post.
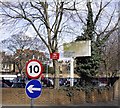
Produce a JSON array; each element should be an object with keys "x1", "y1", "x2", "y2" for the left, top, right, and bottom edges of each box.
[
  {"x1": 70, "y1": 57, "x2": 74, "y2": 86},
  {"x1": 45, "y1": 61, "x2": 50, "y2": 78},
  {"x1": 26, "y1": 59, "x2": 43, "y2": 107},
  {"x1": 31, "y1": 98, "x2": 34, "y2": 108},
  {"x1": 25, "y1": 79, "x2": 42, "y2": 107},
  {"x1": 64, "y1": 40, "x2": 91, "y2": 86}
]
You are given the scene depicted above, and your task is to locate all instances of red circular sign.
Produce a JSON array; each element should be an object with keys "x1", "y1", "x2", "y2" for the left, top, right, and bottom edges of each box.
[{"x1": 26, "y1": 59, "x2": 43, "y2": 79}]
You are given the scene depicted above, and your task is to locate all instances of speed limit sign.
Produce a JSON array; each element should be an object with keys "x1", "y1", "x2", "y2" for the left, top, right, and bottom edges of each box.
[{"x1": 26, "y1": 59, "x2": 43, "y2": 79}]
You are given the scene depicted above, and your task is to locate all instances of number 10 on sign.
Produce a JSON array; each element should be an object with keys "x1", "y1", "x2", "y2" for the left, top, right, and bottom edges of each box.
[{"x1": 26, "y1": 59, "x2": 43, "y2": 79}]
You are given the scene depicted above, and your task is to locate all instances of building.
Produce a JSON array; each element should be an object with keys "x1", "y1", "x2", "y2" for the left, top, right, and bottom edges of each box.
[
  {"x1": 0, "y1": 50, "x2": 79, "y2": 78},
  {"x1": 0, "y1": 52, "x2": 15, "y2": 74},
  {"x1": 14, "y1": 49, "x2": 47, "y2": 74},
  {"x1": 0, "y1": 49, "x2": 48, "y2": 75}
]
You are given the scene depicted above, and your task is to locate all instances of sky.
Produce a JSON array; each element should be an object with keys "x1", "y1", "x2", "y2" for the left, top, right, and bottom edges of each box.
[
  {"x1": 0, "y1": 0, "x2": 119, "y2": 41},
  {"x1": 0, "y1": 0, "x2": 119, "y2": 39}
]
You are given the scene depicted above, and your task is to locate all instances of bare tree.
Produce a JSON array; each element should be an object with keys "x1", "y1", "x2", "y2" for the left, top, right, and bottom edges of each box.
[
  {"x1": 101, "y1": 31, "x2": 118, "y2": 77},
  {"x1": 74, "y1": 0, "x2": 120, "y2": 43},
  {"x1": 2, "y1": 32, "x2": 46, "y2": 53},
  {"x1": 0, "y1": 0, "x2": 119, "y2": 88},
  {"x1": 0, "y1": 0, "x2": 77, "y2": 89},
  {"x1": 13, "y1": 49, "x2": 46, "y2": 75},
  {"x1": 1, "y1": 32, "x2": 46, "y2": 74}
]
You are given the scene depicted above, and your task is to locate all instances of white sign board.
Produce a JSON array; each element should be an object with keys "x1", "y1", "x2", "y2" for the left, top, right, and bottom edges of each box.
[
  {"x1": 64, "y1": 51, "x2": 75, "y2": 58},
  {"x1": 63, "y1": 40, "x2": 91, "y2": 57}
]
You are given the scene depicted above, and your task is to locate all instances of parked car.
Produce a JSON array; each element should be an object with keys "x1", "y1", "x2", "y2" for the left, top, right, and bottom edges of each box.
[
  {"x1": 59, "y1": 78, "x2": 66, "y2": 86},
  {"x1": 11, "y1": 82, "x2": 25, "y2": 88},
  {"x1": 98, "y1": 82, "x2": 107, "y2": 87},
  {"x1": 41, "y1": 77, "x2": 54, "y2": 87},
  {"x1": 59, "y1": 78, "x2": 70, "y2": 87},
  {"x1": 11, "y1": 77, "x2": 26, "y2": 88},
  {"x1": 0, "y1": 78, "x2": 13, "y2": 88},
  {"x1": 92, "y1": 80, "x2": 107, "y2": 87}
]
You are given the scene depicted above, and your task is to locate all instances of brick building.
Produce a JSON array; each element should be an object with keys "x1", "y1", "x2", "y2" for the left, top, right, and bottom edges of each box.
[
  {"x1": 14, "y1": 49, "x2": 47, "y2": 74},
  {"x1": 0, "y1": 49, "x2": 47, "y2": 75}
]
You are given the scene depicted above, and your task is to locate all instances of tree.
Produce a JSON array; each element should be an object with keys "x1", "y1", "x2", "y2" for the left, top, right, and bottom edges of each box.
[
  {"x1": 100, "y1": 31, "x2": 118, "y2": 77},
  {"x1": 0, "y1": 0, "x2": 77, "y2": 89},
  {"x1": 75, "y1": 0, "x2": 119, "y2": 80},
  {"x1": 14, "y1": 49, "x2": 46, "y2": 75},
  {"x1": 2, "y1": 32, "x2": 46, "y2": 53},
  {"x1": 0, "y1": 0, "x2": 119, "y2": 88},
  {"x1": 1, "y1": 32, "x2": 46, "y2": 74}
]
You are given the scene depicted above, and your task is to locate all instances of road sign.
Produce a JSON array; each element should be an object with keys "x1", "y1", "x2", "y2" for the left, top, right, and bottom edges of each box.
[
  {"x1": 26, "y1": 59, "x2": 43, "y2": 79},
  {"x1": 50, "y1": 52, "x2": 59, "y2": 59},
  {"x1": 25, "y1": 79, "x2": 42, "y2": 99}
]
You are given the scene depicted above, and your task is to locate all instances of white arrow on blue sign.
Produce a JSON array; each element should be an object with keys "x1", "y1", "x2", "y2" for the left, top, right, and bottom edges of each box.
[{"x1": 25, "y1": 79, "x2": 42, "y2": 99}]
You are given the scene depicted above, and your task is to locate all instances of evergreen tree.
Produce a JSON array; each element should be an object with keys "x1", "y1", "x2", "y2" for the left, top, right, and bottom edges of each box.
[{"x1": 75, "y1": 1, "x2": 101, "y2": 80}]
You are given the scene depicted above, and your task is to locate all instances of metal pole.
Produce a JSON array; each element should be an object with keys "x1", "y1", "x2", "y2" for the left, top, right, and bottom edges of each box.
[
  {"x1": 31, "y1": 98, "x2": 34, "y2": 108},
  {"x1": 46, "y1": 62, "x2": 49, "y2": 78},
  {"x1": 118, "y1": 1, "x2": 120, "y2": 76},
  {"x1": 70, "y1": 57, "x2": 74, "y2": 86}
]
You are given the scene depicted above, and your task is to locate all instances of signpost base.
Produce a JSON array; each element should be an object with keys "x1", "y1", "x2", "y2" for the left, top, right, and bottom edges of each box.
[
  {"x1": 31, "y1": 98, "x2": 34, "y2": 108},
  {"x1": 70, "y1": 57, "x2": 74, "y2": 86}
]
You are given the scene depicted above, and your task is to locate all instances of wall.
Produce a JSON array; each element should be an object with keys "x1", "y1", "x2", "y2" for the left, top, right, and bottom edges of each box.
[{"x1": 2, "y1": 87, "x2": 114, "y2": 106}]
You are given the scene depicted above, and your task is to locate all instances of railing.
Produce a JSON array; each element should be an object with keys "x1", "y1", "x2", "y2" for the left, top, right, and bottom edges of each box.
[{"x1": 1, "y1": 77, "x2": 119, "y2": 88}]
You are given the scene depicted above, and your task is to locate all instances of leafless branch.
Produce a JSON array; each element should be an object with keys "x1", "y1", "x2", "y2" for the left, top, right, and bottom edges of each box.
[{"x1": 93, "y1": 0, "x2": 112, "y2": 26}]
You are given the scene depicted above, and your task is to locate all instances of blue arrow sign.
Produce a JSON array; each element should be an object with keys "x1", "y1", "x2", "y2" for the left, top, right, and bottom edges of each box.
[{"x1": 25, "y1": 79, "x2": 42, "y2": 99}]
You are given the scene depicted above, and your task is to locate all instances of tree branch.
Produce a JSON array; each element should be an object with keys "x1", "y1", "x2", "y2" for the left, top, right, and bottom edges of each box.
[{"x1": 93, "y1": 0, "x2": 112, "y2": 26}]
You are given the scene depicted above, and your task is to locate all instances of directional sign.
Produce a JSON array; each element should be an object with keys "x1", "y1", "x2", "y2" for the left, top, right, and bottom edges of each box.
[
  {"x1": 25, "y1": 79, "x2": 42, "y2": 99},
  {"x1": 26, "y1": 59, "x2": 43, "y2": 79}
]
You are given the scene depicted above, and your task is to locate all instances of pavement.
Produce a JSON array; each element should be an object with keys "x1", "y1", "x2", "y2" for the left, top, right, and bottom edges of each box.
[
  {"x1": 78, "y1": 98, "x2": 119, "y2": 106},
  {"x1": 1, "y1": 98, "x2": 119, "y2": 107}
]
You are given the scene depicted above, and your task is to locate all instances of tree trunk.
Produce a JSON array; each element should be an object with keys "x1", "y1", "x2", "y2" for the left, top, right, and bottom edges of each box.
[{"x1": 53, "y1": 59, "x2": 59, "y2": 89}]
